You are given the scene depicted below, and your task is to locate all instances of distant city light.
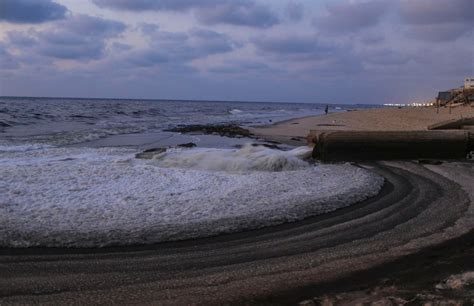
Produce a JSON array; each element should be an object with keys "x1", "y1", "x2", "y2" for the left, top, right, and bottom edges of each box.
[{"x1": 383, "y1": 102, "x2": 434, "y2": 107}]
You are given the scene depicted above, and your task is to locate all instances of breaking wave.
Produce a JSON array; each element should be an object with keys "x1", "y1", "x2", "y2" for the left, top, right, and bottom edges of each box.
[
  {"x1": 0, "y1": 143, "x2": 55, "y2": 153},
  {"x1": 149, "y1": 144, "x2": 313, "y2": 172},
  {"x1": 229, "y1": 109, "x2": 243, "y2": 115}
]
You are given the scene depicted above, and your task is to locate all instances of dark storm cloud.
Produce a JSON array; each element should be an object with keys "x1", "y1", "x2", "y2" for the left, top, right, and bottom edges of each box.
[
  {"x1": 412, "y1": 46, "x2": 473, "y2": 77},
  {"x1": 127, "y1": 49, "x2": 170, "y2": 67},
  {"x1": 7, "y1": 14, "x2": 126, "y2": 60},
  {"x1": 1, "y1": 0, "x2": 470, "y2": 104},
  {"x1": 362, "y1": 49, "x2": 410, "y2": 66},
  {"x1": 188, "y1": 29, "x2": 238, "y2": 54},
  {"x1": 194, "y1": 2, "x2": 279, "y2": 28},
  {"x1": 208, "y1": 60, "x2": 273, "y2": 74},
  {"x1": 399, "y1": 0, "x2": 473, "y2": 24},
  {"x1": 399, "y1": 0, "x2": 474, "y2": 41},
  {"x1": 127, "y1": 28, "x2": 239, "y2": 67},
  {"x1": 314, "y1": 0, "x2": 388, "y2": 33},
  {"x1": 252, "y1": 35, "x2": 336, "y2": 57},
  {"x1": 7, "y1": 31, "x2": 37, "y2": 47},
  {"x1": 0, "y1": 0, "x2": 67, "y2": 24},
  {"x1": 60, "y1": 14, "x2": 126, "y2": 38},
  {"x1": 92, "y1": 0, "x2": 210, "y2": 11},
  {"x1": 252, "y1": 34, "x2": 363, "y2": 75},
  {"x1": 405, "y1": 23, "x2": 473, "y2": 42},
  {"x1": 92, "y1": 0, "x2": 279, "y2": 28},
  {"x1": 112, "y1": 42, "x2": 133, "y2": 52},
  {"x1": 39, "y1": 15, "x2": 125, "y2": 60},
  {"x1": 359, "y1": 32, "x2": 385, "y2": 45},
  {"x1": 36, "y1": 32, "x2": 105, "y2": 60},
  {"x1": 0, "y1": 43, "x2": 19, "y2": 69},
  {"x1": 286, "y1": 1, "x2": 304, "y2": 21},
  {"x1": 137, "y1": 23, "x2": 160, "y2": 35}
]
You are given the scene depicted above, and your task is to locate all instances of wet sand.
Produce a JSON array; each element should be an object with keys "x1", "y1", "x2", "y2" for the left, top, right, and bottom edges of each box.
[
  {"x1": 2, "y1": 106, "x2": 474, "y2": 305},
  {"x1": 1, "y1": 161, "x2": 473, "y2": 305}
]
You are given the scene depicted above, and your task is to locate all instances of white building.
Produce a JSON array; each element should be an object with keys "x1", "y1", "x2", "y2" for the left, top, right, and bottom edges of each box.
[{"x1": 465, "y1": 77, "x2": 474, "y2": 89}]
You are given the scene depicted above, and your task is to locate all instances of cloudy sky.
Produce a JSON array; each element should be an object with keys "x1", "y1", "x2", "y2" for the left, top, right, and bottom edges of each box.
[{"x1": 0, "y1": 0, "x2": 472, "y2": 104}]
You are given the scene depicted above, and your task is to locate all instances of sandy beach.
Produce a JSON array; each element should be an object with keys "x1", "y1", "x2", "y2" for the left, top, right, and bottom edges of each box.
[
  {"x1": 1, "y1": 106, "x2": 474, "y2": 305},
  {"x1": 2, "y1": 0, "x2": 473, "y2": 303},
  {"x1": 252, "y1": 105, "x2": 474, "y2": 145}
]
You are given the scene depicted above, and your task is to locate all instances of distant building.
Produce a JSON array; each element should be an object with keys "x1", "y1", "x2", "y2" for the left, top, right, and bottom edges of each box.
[
  {"x1": 435, "y1": 78, "x2": 474, "y2": 106},
  {"x1": 436, "y1": 91, "x2": 452, "y2": 105},
  {"x1": 465, "y1": 77, "x2": 474, "y2": 89}
]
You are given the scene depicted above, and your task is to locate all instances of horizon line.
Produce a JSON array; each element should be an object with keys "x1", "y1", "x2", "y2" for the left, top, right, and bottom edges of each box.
[{"x1": 0, "y1": 95, "x2": 383, "y2": 106}]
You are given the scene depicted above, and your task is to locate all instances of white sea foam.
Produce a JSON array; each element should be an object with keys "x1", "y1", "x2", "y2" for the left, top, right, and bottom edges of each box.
[
  {"x1": 0, "y1": 143, "x2": 55, "y2": 153},
  {"x1": 0, "y1": 147, "x2": 384, "y2": 248},
  {"x1": 150, "y1": 144, "x2": 313, "y2": 172},
  {"x1": 229, "y1": 109, "x2": 243, "y2": 114}
]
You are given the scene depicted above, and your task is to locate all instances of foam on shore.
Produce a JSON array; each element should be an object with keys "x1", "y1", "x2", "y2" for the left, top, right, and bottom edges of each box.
[
  {"x1": 0, "y1": 146, "x2": 384, "y2": 248},
  {"x1": 149, "y1": 144, "x2": 312, "y2": 172}
]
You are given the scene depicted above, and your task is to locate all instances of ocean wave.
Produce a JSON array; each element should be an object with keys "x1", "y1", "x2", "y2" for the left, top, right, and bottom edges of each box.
[
  {"x1": 0, "y1": 143, "x2": 55, "y2": 153},
  {"x1": 150, "y1": 144, "x2": 313, "y2": 172},
  {"x1": 229, "y1": 109, "x2": 243, "y2": 115},
  {"x1": 0, "y1": 147, "x2": 384, "y2": 248},
  {"x1": 7, "y1": 125, "x2": 147, "y2": 147}
]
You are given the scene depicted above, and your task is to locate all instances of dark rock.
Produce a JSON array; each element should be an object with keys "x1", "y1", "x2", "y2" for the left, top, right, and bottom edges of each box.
[
  {"x1": 135, "y1": 148, "x2": 166, "y2": 159},
  {"x1": 251, "y1": 143, "x2": 281, "y2": 149},
  {"x1": 143, "y1": 148, "x2": 167, "y2": 153},
  {"x1": 265, "y1": 140, "x2": 281, "y2": 144},
  {"x1": 0, "y1": 121, "x2": 11, "y2": 127},
  {"x1": 177, "y1": 142, "x2": 196, "y2": 148},
  {"x1": 418, "y1": 159, "x2": 443, "y2": 165},
  {"x1": 165, "y1": 124, "x2": 253, "y2": 138}
]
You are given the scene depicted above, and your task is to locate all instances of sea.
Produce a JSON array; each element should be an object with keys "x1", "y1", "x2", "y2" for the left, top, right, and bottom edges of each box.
[
  {"x1": 0, "y1": 97, "x2": 384, "y2": 248},
  {"x1": 0, "y1": 96, "x2": 369, "y2": 150}
]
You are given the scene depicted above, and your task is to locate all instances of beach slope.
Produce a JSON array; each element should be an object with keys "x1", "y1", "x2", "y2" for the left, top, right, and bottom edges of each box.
[
  {"x1": 251, "y1": 106, "x2": 474, "y2": 144},
  {"x1": 1, "y1": 106, "x2": 474, "y2": 305}
]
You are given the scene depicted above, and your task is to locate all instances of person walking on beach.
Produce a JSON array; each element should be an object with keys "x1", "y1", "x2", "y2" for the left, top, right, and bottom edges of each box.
[{"x1": 325, "y1": 105, "x2": 329, "y2": 115}]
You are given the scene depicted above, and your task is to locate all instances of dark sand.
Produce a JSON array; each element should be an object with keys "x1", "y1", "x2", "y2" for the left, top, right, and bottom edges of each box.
[{"x1": 1, "y1": 161, "x2": 473, "y2": 305}]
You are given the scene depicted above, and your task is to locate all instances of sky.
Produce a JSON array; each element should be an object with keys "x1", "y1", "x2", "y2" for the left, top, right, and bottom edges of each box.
[{"x1": 0, "y1": 0, "x2": 473, "y2": 104}]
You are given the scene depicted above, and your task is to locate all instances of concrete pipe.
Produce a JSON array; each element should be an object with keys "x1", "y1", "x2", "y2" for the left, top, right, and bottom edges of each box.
[{"x1": 312, "y1": 131, "x2": 474, "y2": 161}]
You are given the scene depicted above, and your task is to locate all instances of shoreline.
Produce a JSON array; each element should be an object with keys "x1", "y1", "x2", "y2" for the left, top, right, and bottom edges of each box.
[
  {"x1": 1, "y1": 161, "x2": 473, "y2": 305},
  {"x1": 1, "y1": 105, "x2": 474, "y2": 304},
  {"x1": 251, "y1": 105, "x2": 474, "y2": 146},
  {"x1": 249, "y1": 105, "x2": 474, "y2": 304}
]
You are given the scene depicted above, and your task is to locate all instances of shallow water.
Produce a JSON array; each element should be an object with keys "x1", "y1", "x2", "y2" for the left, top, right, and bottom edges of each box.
[
  {"x1": 0, "y1": 97, "x2": 383, "y2": 247},
  {"x1": 0, "y1": 97, "x2": 334, "y2": 149}
]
